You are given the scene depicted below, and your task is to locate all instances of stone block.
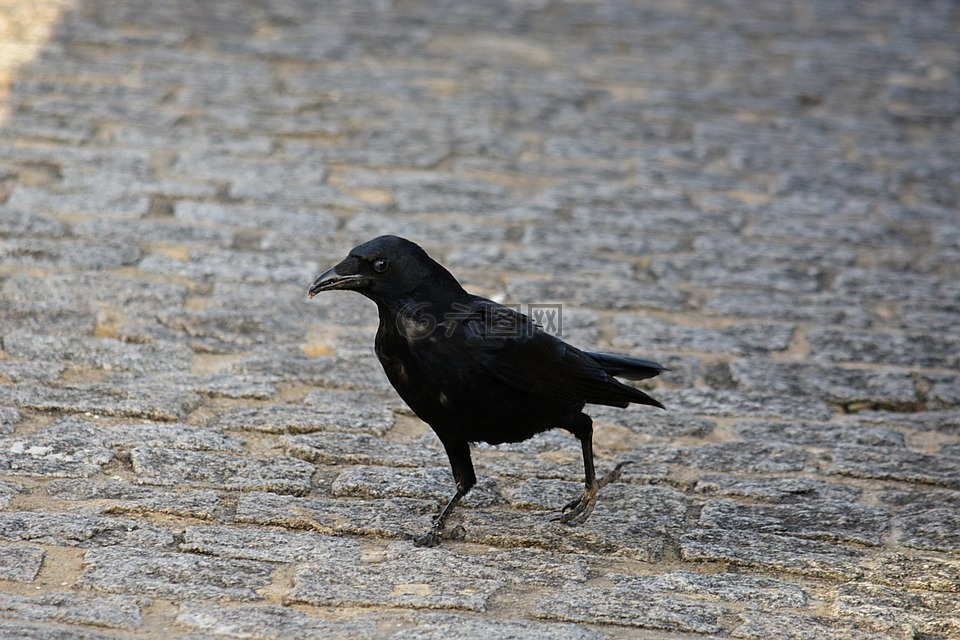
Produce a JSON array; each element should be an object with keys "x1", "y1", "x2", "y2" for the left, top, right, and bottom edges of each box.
[
  {"x1": 0, "y1": 592, "x2": 143, "y2": 630},
  {"x1": 698, "y1": 498, "x2": 890, "y2": 546},
  {"x1": 78, "y1": 547, "x2": 272, "y2": 601},
  {"x1": 826, "y1": 445, "x2": 960, "y2": 490},
  {"x1": 131, "y1": 447, "x2": 315, "y2": 495},
  {"x1": 290, "y1": 541, "x2": 508, "y2": 612},
  {"x1": 681, "y1": 529, "x2": 864, "y2": 580},
  {"x1": 0, "y1": 511, "x2": 173, "y2": 548},
  {"x1": 0, "y1": 543, "x2": 44, "y2": 582},
  {"x1": 175, "y1": 600, "x2": 378, "y2": 639}
]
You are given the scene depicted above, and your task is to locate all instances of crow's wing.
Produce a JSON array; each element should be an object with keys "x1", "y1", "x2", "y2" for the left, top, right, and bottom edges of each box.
[{"x1": 456, "y1": 298, "x2": 662, "y2": 409}]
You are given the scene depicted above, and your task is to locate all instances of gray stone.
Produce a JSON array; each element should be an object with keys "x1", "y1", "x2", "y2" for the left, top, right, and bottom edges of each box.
[
  {"x1": 681, "y1": 529, "x2": 864, "y2": 581},
  {"x1": 926, "y1": 371, "x2": 960, "y2": 409},
  {"x1": 174, "y1": 201, "x2": 340, "y2": 231},
  {"x1": 331, "y1": 466, "x2": 453, "y2": 501},
  {"x1": 694, "y1": 475, "x2": 862, "y2": 503},
  {"x1": 633, "y1": 441, "x2": 807, "y2": 474},
  {"x1": 475, "y1": 547, "x2": 589, "y2": 588},
  {"x1": 0, "y1": 543, "x2": 44, "y2": 581},
  {"x1": 734, "y1": 420, "x2": 906, "y2": 448},
  {"x1": 25, "y1": 415, "x2": 240, "y2": 452},
  {"x1": 72, "y1": 218, "x2": 234, "y2": 248},
  {"x1": 893, "y1": 302, "x2": 960, "y2": 334},
  {"x1": 2, "y1": 331, "x2": 194, "y2": 375},
  {"x1": 0, "y1": 210, "x2": 65, "y2": 237},
  {"x1": 702, "y1": 290, "x2": 873, "y2": 328},
  {"x1": 176, "y1": 600, "x2": 380, "y2": 639},
  {"x1": 131, "y1": 447, "x2": 315, "y2": 495},
  {"x1": 0, "y1": 480, "x2": 22, "y2": 509},
  {"x1": 0, "y1": 359, "x2": 65, "y2": 383},
  {"x1": 729, "y1": 359, "x2": 919, "y2": 410},
  {"x1": 866, "y1": 552, "x2": 960, "y2": 594},
  {"x1": 849, "y1": 408, "x2": 960, "y2": 435},
  {"x1": 221, "y1": 389, "x2": 396, "y2": 435},
  {"x1": 93, "y1": 421, "x2": 244, "y2": 451},
  {"x1": 303, "y1": 389, "x2": 401, "y2": 435},
  {"x1": 139, "y1": 247, "x2": 317, "y2": 285},
  {"x1": 0, "y1": 407, "x2": 21, "y2": 435},
  {"x1": 521, "y1": 223, "x2": 687, "y2": 257},
  {"x1": 0, "y1": 304, "x2": 96, "y2": 338},
  {"x1": 612, "y1": 315, "x2": 795, "y2": 355},
  {"x1": 825, "y1": 445, "x2": 960, "y2": 489},
  {"x1": 447, "y1": 244, "x2": 634, "y2": 280},
  {"x1": 461, "y1": 485, "x2": 687, "y2": 561},
  {"x1": 156, "y1": 311, "x2": 302, "y2": 354},
  {"x1": 1, "y1": 272, "x2": 188, "y2": 318},
  {"x1": 0, "y1": 620, "x2": 119, "y2": 640},
  {"x1": 807, "y1": 327, "x2": 959, "y2": 370},
  {"x1": 0, "y1": 238, "x2": 141, "y2": 269},
  {"x1": 0, "y1": 417, "x2": 114, "y2": 478},
  {"x1": 657, "y1": 388, "x2": 833, "y2": 420},
  {"x1": 0, "y1": 592, "x2": 143, "y2": 630},
  {"x1": 285, "y1": 126, "x2": 451, "y2": 169},
  {"x1": 0, "y1": 380, "x2": 199, "y2": 421},
  {"x1": 177, "y1": 371, "x2": 278, "y2": 400},
  {"x1": 387, "y1": 612, "x2": 605, "y2": 640},
  {"x1": 835, "y1": 582, "x2": 960, "y2": 637},
  {"x1": 0, "y1": 511, "x2": 173, "y2": 548},
  {"x1": 732, "y1": 611, "x2": 905, "y2": 640},
  {"x1": 247, "y1": 351, "x2": 396, "y2": 392},
  {"x1": 831, "y1": 268, "x2": 945, "y2": 303},
  {"x1": 535, "y1": 582, "x2": 722, "y2": 634},
  {"x1": 4, "y1": 185, "x2": 150, "y2": 219},
  {"x1": 46, "y1": 480, "x2": 220, "y2": 520},
  {"x1": 235, "y1": 492, "x2": 437, "y2": 539},
  {"x1": 698, "y1": 498, "x2": 890, "y2": 546},
  {"x1": 342, "y1": 170, "x2": 509, "y2": 214},
  {"x1": 650, "y1": 252, "x2": 822, "y2": 293},
  {"x1": 181, "y1": 525, "x2": 358, "y2": 563},
  {"x1": 290, "y1": 541, "x2": 508, "y2": 612},
  {"x1": 283, "y1": 431, "x2": 442, "y2": 468},
  {"x1": 505, "y1": 276, "x2": 689, "y2": 312},
  {"x1": 345, "y1": 213, "x2": 510, "y2": 245},
  {"x1": 897, "y1": 504, "x2": 960, "y2": 553},
  {"x1": 642, "y1": 570, "x2": 808, "y2": 609},
  {"x1": 78, "y1": 547, "x2": 272, "y2": 601}
]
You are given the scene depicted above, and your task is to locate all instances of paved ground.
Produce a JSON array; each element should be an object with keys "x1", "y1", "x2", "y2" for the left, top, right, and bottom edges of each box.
[{"x1": 1, "y1": 0, "x2": 959, "y2": 638}]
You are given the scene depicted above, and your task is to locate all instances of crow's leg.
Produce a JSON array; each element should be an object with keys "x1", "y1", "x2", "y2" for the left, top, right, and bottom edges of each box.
[
  {"x1": 414, "y1": 489, "x2": 463, "y2": 548},
  {"x1": 555, "y1": 414, "x2": 630, "y2": 526},
  {"x1": 415, "y1": 439, "x2": 475, "y2": 547}
]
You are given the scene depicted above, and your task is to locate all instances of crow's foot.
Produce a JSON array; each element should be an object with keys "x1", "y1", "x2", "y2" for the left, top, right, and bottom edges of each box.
[{"x1": 553, "y1": 461, "x2": 632, "y2": 526}]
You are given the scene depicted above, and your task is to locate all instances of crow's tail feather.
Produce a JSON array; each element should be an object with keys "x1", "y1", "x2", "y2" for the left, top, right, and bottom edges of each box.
[
  {"x1": 588, "y1": 351, "x2": 667, "y2": 381},
  {"x1": 578, "y1": 351, "x2": 667, "y2": 410}
]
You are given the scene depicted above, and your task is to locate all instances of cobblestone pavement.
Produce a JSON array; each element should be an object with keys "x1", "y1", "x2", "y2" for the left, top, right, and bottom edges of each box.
[{"x1": 1, "y1": 0, "x2": 959, "y2": 638}]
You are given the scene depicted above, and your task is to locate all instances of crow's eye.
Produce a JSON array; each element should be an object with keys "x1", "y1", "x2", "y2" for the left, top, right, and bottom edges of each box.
[{"x1": 373, "y1": 259, "x2": 388, "y2": 273}]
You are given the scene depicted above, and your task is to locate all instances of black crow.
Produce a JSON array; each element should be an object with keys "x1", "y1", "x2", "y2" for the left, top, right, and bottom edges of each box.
[{"x1": 309, "y1": 235, "x2": 665, "y2": 546}]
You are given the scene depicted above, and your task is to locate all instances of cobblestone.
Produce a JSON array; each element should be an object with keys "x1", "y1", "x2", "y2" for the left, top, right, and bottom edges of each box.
[
  {"x1": 78, "y1": 547, "x2": 273, "y2": 601},
  {"x1": 0, "y1": 591, "x2": 144, "y2": 630},
  {"x1": 1, "y1": 0, "x2": 958, "y2": 637},
  {"x1": 0, "y1": 543, "x2": 44, "y2": 582},
  {"x1": 131, "y1": 447, "x2": 315, "y2": 495}
]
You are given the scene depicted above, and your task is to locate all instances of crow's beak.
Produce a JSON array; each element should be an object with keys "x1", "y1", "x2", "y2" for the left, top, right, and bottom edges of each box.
[{"x1": 308, "y1": 266, "x2": 364, "y2": 298}]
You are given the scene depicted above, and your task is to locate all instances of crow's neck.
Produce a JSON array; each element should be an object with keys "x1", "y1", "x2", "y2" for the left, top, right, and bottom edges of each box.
[{"x1": 374, "y1": 272, "x2": 470, "y2": 338}]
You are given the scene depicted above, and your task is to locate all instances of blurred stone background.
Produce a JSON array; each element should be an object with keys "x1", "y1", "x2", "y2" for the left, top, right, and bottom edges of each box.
[{"x1": 0, "y1": 0, "x2": 958, "y2": 638}]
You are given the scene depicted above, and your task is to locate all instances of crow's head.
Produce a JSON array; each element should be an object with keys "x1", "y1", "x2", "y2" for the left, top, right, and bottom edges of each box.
[{"x1": 309, "y1": 235, "x2": 461, "y2": 304}]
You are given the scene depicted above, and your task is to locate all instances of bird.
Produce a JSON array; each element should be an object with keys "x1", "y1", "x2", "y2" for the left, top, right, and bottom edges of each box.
[{"x1": 309, "y1": 235, "x2": 666, "y2": 546}]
